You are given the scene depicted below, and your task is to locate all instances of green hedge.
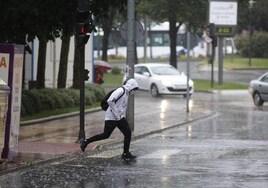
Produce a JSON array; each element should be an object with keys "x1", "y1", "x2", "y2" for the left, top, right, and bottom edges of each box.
[
  {"x1": 235, "y1": 31, "x2": 268, "y2": 58},
  {"x1": 21, "y1": 83, "x2": 106, "y2": 116}
]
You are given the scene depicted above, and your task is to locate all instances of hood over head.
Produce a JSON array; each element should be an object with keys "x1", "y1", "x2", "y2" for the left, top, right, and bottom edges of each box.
[{"x1": 124, "y1": 78, "x2": 139, "y2": 92}]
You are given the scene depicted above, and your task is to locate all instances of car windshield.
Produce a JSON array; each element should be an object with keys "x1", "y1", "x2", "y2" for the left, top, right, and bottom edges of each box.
[
  {"x1": 150, "y1": 66, "x2": 180, "y2": 75},
  {"x1": 260, "y1": 74, "x2": 268, "y2": 83}
]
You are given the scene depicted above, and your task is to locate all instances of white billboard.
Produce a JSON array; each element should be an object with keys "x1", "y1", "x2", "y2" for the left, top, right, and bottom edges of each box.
[{"x1": 209, "y1": 0, "x2": 238, "y2": 26}]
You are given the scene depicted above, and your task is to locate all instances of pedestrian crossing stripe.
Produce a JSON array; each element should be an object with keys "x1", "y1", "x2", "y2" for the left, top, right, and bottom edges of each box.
[{"x1": 139, "y1": 149, "x2": 181, "y2": 159}]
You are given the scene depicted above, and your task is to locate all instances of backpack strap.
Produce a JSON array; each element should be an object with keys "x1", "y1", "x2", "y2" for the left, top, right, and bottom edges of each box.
[{"x1": 115, "y1": 87, "x2": 125, "y2": 103}]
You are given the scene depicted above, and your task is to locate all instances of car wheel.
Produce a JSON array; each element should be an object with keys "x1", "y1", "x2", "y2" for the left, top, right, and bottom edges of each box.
[
  {"x1": 150, "y1": 84, "x2": 159, "y2": 97},
  {"x1": 253, "y1": 92, "x2": 264, "y2": 106}
]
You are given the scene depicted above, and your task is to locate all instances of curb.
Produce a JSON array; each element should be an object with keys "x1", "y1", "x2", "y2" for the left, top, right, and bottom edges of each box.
[
  {"x1": 0, "y1": 155, "x2": 67, "y2": 176},
  {"x1": 20, "y1": 107, "x2": 102, "y2": 126}
]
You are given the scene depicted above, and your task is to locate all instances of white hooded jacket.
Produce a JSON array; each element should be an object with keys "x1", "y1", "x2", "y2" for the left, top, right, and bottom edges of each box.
[{"x1": 105, "y1": 78, "x2": 139, "y2": 121}]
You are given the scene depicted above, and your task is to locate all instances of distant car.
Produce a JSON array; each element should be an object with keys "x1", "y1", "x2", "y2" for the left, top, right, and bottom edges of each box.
[
  {"x1": 249, "y1": 72, "x2": 268, "y2": 106},
  {"x1": 124, "y1": 63, "x2": 194, "y2": 97}
]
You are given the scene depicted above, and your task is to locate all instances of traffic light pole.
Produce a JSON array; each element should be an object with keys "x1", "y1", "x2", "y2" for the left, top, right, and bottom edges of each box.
[
  {"x1": 78, "y1": 37, "x2": 86, "y2": 141},
  {"x1": 76, "y1": 0, "x2": 94, "y2": 142}
]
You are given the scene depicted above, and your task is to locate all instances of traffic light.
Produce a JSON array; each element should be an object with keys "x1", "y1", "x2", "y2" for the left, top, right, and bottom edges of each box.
[
  {"x1": 208, "y1": 23, "x2": 215, "y2": 37},
  {"x1": 75, "y1": 23, "x2": 86, "y2": 36},
  {"x1": 208, "y1": 23, "x2": 217, "y2": 47},
  {"x1": 75, "y1": 0, "x2": 97, "y2": 46},
  {"x1": 84, "y1": 69, "x2": 90, "y2": 81}
]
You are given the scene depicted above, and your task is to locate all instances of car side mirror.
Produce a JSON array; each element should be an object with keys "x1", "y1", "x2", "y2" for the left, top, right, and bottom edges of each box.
[{"x1": 143, "y1": 72, "x2": 150, "y2": 77}]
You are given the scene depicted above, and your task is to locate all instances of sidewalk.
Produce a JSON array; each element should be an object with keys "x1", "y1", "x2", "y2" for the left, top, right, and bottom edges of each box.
[{"x1": 0, "y1": 93, "x2": 214, "y2": 174}]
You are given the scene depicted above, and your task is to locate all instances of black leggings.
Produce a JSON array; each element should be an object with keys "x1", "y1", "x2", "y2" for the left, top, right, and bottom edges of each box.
[{"x1": 85, "y1": 118, "x2": 132, "y2": 153}]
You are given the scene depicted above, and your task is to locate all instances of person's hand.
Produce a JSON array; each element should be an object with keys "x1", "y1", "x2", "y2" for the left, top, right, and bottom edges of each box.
[{"x1": 119, "y1": 117, "x2": 127, "y2": 123}]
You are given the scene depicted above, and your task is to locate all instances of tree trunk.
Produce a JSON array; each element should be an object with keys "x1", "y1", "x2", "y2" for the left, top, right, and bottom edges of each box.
[
  {"x1": 169, "y1": 18, "x2": 178, "y2": 68},
  {"x1": 37, "y1": 39, "x2": 47, "y2": 88},
  {"x1": 102, "y1": 22, "x2": 109, "y2": 61},
  {"x1": 57, "y1": 35, "x2": 70, "y2": 88},
  {"x1": 101, "y1": 8, "x2": 115, "y2": 61}
]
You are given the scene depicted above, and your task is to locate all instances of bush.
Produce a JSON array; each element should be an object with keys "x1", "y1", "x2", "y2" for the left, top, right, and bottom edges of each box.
[
  {"x1": 85, "y1": 83, "x2": 105, "y2": 101},
  {"x1": 108, "y1": 54, "x2": 125, "y2": 59},
  {"x1": 111, "y1": 66, "x2": 122, "y2": 75},
  {"x1": 21, "y1": 84, "x2": 106, "y2": 116},
  {"x1": 235, "y1": 31, "x2": 268, "y2": 58}
]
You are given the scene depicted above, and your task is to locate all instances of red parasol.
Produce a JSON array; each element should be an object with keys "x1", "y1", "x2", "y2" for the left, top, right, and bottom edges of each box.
[{"x1": 94, "y1": 60, "x2": 112, "y2": 71}]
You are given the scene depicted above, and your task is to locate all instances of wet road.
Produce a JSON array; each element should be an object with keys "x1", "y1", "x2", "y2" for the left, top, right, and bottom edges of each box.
[
  {"x1": 1, "y1": 91, "x2": 268, "y2": 187},
  {"x1": 113, "y1": 60, "x2": 267, "y2": 84},
  {"x1": 176, "y1": 61, "x2": 267, "y2": 84}
]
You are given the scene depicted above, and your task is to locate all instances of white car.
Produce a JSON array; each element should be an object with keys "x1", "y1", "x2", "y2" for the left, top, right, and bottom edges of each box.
[{"x1": 125, "y1": 63, "x2": 194, "y2": 97}]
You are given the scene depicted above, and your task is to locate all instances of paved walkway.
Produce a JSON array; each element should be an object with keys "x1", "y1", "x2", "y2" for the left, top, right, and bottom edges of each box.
[{"x1": 1, "y1": 92, "x2": 214, "y2": 174}]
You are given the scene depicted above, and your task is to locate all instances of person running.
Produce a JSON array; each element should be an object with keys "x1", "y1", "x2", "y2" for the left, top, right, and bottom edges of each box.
[{"x1": 80, "y1": 78, "x2": 139, "y2": 159}]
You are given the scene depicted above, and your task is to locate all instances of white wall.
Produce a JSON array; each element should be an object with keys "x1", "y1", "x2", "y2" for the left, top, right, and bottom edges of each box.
[{"x1": 24, "y1": 35, "x2": 94, "y2": 88}]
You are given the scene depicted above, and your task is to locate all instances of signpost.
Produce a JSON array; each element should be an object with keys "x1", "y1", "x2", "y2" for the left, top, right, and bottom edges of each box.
[
  {"x1": 208, "y1": 0, "x2": 237, "y2": 85},
  {"x1": 122, "y1": 0, "x2": 143, "y2": 131}
]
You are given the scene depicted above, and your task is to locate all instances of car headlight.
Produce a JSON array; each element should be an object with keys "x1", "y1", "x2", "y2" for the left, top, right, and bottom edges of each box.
[{"x1": 189, "y1": 80, "x2": 194, "y2": 86}]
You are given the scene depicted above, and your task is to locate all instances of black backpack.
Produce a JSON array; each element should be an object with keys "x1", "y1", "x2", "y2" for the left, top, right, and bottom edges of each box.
[{"x1": 100, "y1": 87, "x2": 125, "y2": 111}]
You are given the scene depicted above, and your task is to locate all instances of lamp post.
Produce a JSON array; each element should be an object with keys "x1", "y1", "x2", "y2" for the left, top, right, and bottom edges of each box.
[{"x1": 248, "y1": 0, "x2": 255, "y2": 67}]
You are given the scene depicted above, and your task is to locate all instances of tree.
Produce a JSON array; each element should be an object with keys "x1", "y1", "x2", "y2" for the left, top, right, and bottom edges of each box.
[
  {"x1": 137, "y1": 0, "x2": 207, "y2": 68},
  {"x1": 57, "y1": 0, "x2": 75, "y2": 88},
  {"x1": 58, "y1": 35, "x2": 71, "y2": 88},
  {"x1": 100, "y1": 7, "x2": 116, "y2": 61},
  {"x1": 98, "y1": 2, "x2": 127, "y2": 62},
  {"x1": 254, "y1": 0, "x2": 268, "y2": 31},
  {"x1": 72, "y1": 0, "x2": 127, "y2": 88},
  {"x1": 29, "y1": 0, "x2": 62, "y2": 88},
  {"x1": 237, "y1": 0, "x2": 268, "y2": 33},
  {"x1": 0, "y1": 0, "x2": 32, "y2": 44}
]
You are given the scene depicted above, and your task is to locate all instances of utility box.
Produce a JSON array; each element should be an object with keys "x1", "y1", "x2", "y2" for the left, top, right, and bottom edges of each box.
[{"x1": 0, "y1": 44, "x2": 24, "y2": 159}]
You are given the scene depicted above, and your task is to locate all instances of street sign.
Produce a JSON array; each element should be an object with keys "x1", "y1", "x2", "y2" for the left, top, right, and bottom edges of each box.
[
  {"x1": 208, "y1": 0, "x2": 237, "y2": 36},
  {"x1": 209, "y1": 0, "x2": 237, "y2": 25},
  {"x1": 179, "y1": 33, "x2": 198, "y2": 50},
  {"x1": 120, "y1": 20, "x2": 144, "y2": 42}
]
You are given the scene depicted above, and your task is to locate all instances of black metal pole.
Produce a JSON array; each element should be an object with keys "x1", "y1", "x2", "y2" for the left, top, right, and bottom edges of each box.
[
  {"x1": 218, "y1": 37, "x2": 224, "y2": 85},
  {"x1": 211, "y1": 43, "x2": 215, "y2": 88},
  {"x1": 78, "y1": 37, "x2": 85, "y2": 141},
  {"x1": 249, "y1": 9, "x2": 252, "y2": 67},
  {"x1": 186, "y1": 31, "x2": 190, "y2": 113},
  {"x1": 211, "y1": 53, "x2": 214, "y2": 88}
]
